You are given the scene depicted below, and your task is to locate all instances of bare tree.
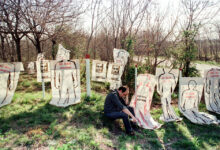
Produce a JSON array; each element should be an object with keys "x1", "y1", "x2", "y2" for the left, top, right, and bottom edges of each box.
[
  {"x1": 107, "y1": 0, "x2": 151, "y2": 49},
  {"x1": 136, "y1": 2, "x2": 179, "y2": 74},
  {"x1": 0, "y1": 0, "x2": 29, "y2": 61},
  {"x1": 180, "y1": 0, "x2": 220, "y2": 76},
  {"x1": 23, "y1": 0, "x2": 84, "y2": 55},
  {"x1": 85, "y1": 0, "x2": 104, "y2": 57}
]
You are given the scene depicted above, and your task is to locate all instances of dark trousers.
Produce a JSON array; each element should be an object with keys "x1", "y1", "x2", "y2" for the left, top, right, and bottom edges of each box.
[{"x1": 104, "y1": 106, "x2": 135, "y2": 133}]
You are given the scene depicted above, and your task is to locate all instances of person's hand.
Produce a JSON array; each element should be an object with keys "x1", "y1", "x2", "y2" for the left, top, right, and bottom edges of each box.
[{"x1": 131, "y1": 116, "x2": 137, "y2": 123}]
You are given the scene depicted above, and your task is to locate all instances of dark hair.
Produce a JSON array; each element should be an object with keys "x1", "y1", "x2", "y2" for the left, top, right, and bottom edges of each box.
[{"x1": 118, "y1": 86, "x2": 127, "y2": 93}]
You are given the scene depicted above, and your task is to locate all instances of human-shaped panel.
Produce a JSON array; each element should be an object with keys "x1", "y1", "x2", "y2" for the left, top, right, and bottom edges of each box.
[
  {"x1": 179, "y1": 77, "x2": 219, "y2": 125},
  {"x1": 91, "y1": 60, "x2": 107, "y2": 82},
  {"x1": 156, "y1": 68, "x2": 182, "y2": 122},
  {"x1": 0, "y1": 62, "x2": 24, "y2": 108},
  {"x1": 130, "y1": 74, "x2": 162, "y2": 129},
  {"x1": 204, "y1": 68, "x2": 220, "y2": 114},
  {"x1": 50, "y1": 59, "x2": 81, "y2": 107},
  {"x1": 36, "y1": 53, "x2": 51, "y2": 82},
  {"x1": 107, "y1": 63, "x2": 123, "y2": 90}
]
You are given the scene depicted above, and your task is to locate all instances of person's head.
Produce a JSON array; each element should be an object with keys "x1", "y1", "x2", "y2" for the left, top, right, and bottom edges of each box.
[{"x1": 117, "y1": 86, "x2": 129, "y2": 97}]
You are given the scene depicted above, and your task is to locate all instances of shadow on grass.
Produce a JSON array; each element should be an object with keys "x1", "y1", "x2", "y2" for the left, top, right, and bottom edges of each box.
[
  {"x1": 162, "y1": 121, "x2": 199, "y2": 150},
  {"x1": 162, "y1": 110, "x2": 220, "y2": 150},
  {"x1": 0, "y1": 98, "x2": 105, "y2": 148},
  {"x1": 182, "y1": 113, "x2": 220, "y2": 149}
]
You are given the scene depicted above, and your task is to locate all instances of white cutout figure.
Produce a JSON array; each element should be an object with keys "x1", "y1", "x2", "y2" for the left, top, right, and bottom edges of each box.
[
  {"x1": 37, "y1": 53, "x2": 45, "y2": 61},
  {"x1": 113, "y1": 48, "x2": 129, "y2": 72},
  {"x1": 107, "y1": 63, "x2": 123, "y2": 89},
  {"x1": 56, "y1": 44, "x2": 70, "y2": 61},
  {"x1": 156, "y1": 68, "x2": 182, "y2": 122},
  {"x1": 130, "y1": 74, "x2": 162, "y2": 129},
  {"x1": 27, "y1": 62, "x2": 35, "y2": 74},
  {"x1": 91, "y1": 60, "x2": 107, "y2": 82},
  {"x1": 0, "y1": 62, "x2": 24, "y2": 108},
  {"x1": 204, "y1": 68, "x2": 220, "y2": 114},
  {"x1": 36, "y1": 53, "x2": 51, "y2": 82},
  {"x1": 179, "y1": 78, "x2": 219, "y2": 125},
  {"x1": 50, "y1": 60, "x2": 81, "y2": 107}
]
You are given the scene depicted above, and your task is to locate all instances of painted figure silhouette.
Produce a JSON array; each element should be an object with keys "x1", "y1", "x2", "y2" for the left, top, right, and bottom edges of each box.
[
  {"x1": 54, "y1": 60, "x2": 78, "y2": 105},
  {"x1": 180, "y1": 79, "x2": 219, "y2": 124},
  {"x1": 0, "y1": 63, "x2": 16, "y2": 105},
  {"x1": 205, "y1": 68, "x2": 220, "y2": 114},
  {"x1": 157, "y1": 68, "x2": 181, "y2": 122}
]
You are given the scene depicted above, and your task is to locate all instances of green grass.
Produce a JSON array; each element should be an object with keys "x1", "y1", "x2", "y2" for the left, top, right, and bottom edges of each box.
[
  {"x1": 194, "y1": 60, "x2": 220, "y2": 66},
  {"x1": 0, "y1": 73, "x2": 220, "y2": 149}
]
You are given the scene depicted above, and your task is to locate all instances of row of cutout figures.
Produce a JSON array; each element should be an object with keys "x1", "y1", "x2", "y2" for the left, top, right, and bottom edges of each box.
[
  {"x1": 1, "y1": 44, "x2": 220, "y2": 130},
  {"x1": 0, "y1": 46, "x2": 129, "y2": 108}
]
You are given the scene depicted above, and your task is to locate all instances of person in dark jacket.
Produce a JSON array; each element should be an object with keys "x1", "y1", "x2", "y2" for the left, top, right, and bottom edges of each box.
[{"x1": 104, "y1": 86, "x2": 137, "y2": 135}]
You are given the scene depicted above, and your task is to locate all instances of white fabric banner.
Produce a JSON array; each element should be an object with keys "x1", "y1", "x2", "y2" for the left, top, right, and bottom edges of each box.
[
  {"x1": 130, "y1": 74, "x2": 162, "y2": 129},
  {"x1": 56, "y1": 44, "x2": 70, "y2": 61},
  {"x1": 179, "y1": 77, "x2": 219, "y2": 125},
  {"x1": 36, "y1": 53, "x2": 51, "y2": 82},
  {"x1": 91, "y1": 60, "x2": 107, "y2": 82},
  {"x1": 27, "y1": 62, "x2": 35, "y2": 74},
  {"x1": 37, "y1": 53, "x2": 45, "y2": 61},
  {"x1": 113, "y1": 48, "x2": 129, "y2": 67},
  {"x1": 107, "y1": 63, "x2": 123, "y2": 90},
  {"x1": 0, "y1": 62, "x2": 24, "y2": 108},
  {"x1": 36, "y1": 60, "x2": 51, "y2": 82},
  {"x1": 156, "y1": 68, "x2": 182, "y2": 122},
  {"x1": 204, "y1": 68, "x2": 220, "y2": 114},
  {"x1": 50, "y1": 59, "x2": 81, "y2": 107}
]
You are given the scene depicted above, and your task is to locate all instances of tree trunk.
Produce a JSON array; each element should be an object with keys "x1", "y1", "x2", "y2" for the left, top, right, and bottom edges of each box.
[
  {"x1": 52, "y1": 39, "x2": 56, "y2": 60},
  {"x1": 184, "y1": 60, "x2": 190, "y2": 77},
  {"x1": 36, "y1": 38, "x2": 41, "y2": 53},
  {"x1": 0, "y1": 35, "x2": 7, "y2": 61},
  {"x1": 15, "y1": 40, "x2": 22, "y2": 62}
]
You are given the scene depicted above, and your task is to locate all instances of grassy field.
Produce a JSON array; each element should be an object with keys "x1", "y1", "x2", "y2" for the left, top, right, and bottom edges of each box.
[{"x1": 0, "y1": 73, "x2": 220, "y2": 150}]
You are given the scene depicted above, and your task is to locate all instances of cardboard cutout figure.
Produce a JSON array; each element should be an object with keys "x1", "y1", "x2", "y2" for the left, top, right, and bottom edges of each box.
[
  {"x1": 91, "y1": 60, "x2": 107, "y2": 82},
  {"x1": 156, "y1": 68, "x2": 182, "y2": 122},
  {"x1": 130, "y1": 74, "x2": 162, "y2": 129},
  {"x1": 179, "y1": 78, "x2": 219, "y2": 125},
  {"x1": 36, "y1": 53, "x2": 51, "y2": 82},
  {"x1": 0, "y1": 62, "x2": 24, "y2": 108},
  {"x1": 204, "y1": 68, "x2": 220, "y2": 114},
  {"x1": 27, "y1": 62, "x2": 35, "y2": 74},
  {"x1": 56, "y1": 44, "x2": 70, "y2": 61},
  {"x1": 107, "y1": 63, "x2": 123, "y2": 89},
  {"x1": 50, "y1": 59, "x2": 81, "y2": 107},
  {"x1": 113, "y1": 48, "x2": 129, "y2": 67}
]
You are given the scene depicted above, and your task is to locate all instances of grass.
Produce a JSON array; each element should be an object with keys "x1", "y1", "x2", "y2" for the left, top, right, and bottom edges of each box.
[{"x1": 0, "y1": 72, "x2": 220, "y2": 149}]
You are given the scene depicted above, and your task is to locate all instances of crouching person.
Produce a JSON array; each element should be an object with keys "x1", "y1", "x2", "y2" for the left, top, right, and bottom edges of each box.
[{"x1": 104, "y1": 86, "x2": 137, "y2": 135}]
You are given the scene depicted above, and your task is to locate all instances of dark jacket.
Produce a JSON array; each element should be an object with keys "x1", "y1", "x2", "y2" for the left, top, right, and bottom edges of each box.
[{"x1": 104, "y1": 90, "x2": 126, "y2": 113}]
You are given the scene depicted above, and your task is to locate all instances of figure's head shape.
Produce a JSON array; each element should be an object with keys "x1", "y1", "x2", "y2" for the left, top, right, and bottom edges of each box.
[
  {"x1": 188, "y1": 80, "x2": 197, "y2": 90},
  {"x1": 37, "y1": 53, "x2": 45, "y2": 61},
  {"x1": 117, "y1": 51, "x2": 125, "y2": 59}
]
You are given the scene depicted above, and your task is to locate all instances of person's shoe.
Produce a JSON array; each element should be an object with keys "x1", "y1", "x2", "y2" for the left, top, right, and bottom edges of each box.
[{"x1": 133, "y1": 126, "x2": 139, "y2": 132}]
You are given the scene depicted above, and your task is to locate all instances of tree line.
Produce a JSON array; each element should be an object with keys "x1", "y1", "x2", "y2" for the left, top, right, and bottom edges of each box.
[{"x1": 0, "y1": 0, "x2": 220, "y2": 76}]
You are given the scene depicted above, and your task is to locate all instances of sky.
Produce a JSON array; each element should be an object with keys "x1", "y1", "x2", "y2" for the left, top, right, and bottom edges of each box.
[{"x1": 81, "y1": 0, "x2": 220, "y2": 39}]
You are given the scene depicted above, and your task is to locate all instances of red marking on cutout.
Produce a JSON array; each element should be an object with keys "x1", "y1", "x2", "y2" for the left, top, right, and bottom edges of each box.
[{"x1": 139, "y1": 111, "x2": 149, "y2": 127}]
